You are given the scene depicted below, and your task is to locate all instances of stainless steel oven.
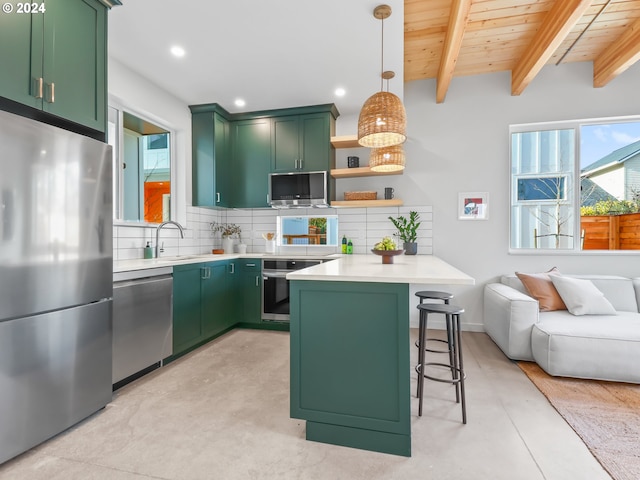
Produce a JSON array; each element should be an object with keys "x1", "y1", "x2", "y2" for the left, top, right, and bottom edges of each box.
[{"x1": 262, "y1": 258, "x2": 326, "y2": 322}]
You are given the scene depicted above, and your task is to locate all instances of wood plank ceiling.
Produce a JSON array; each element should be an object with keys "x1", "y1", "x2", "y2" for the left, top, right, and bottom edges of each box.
[{"x1": 404, "y1": 0, "x2": 640, "y2": 102}]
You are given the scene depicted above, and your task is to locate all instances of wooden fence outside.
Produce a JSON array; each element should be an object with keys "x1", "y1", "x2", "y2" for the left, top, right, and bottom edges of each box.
[{"x1": 581, "y1": 212, "x2": 640, "y2": 250}]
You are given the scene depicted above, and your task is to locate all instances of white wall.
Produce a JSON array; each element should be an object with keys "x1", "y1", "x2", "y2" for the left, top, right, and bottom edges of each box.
[
  {"x1": 111, "y1": 55, "x2": 640, "y2": 329},
  {"x1": 337, "y1": 61, "x2": 640, "y2": 329}
]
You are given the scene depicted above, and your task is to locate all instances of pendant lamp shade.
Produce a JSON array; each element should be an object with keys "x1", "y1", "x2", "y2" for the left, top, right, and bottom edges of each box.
[
  {"x1": 369, "y1": 144, "x2": 405, "y2": 172},
  {"x1": 357, "y1": 5, "x2": 407, "y2": 149},
  {"x1": 358, "y1": 91, "x2": 407, "y2": 148}
]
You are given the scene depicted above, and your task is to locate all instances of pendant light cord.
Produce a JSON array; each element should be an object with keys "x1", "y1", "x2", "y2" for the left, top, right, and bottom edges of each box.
[{"x1": 380, "y1": 14, "x2": 385, "y2": 91}]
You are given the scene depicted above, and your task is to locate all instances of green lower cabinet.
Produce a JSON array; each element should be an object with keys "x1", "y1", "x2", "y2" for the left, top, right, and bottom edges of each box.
[
  {"x1": 201, "y1": 262, "x2": 230, "y2": 338},
  {"x1": 289, "y1": 280, "x2": 411, "y2": 457},
  {"x1": 172, "y1": 261, "x2": 237, "y2": 358},
  {"x1": 172, "y1": 264, "x2": 205, "y2": 354},
  {"x1": 237, "y1": 259, "x2": 262, "y2": 324}
]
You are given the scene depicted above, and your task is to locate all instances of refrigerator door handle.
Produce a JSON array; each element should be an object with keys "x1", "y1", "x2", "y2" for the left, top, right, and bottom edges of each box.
[{"x1": 1, "y1": 189, "x2": 14, "y2": 241}]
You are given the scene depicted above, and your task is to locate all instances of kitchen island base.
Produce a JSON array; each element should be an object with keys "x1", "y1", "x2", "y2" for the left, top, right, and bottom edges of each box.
[
  {"x1": 290, "y1": 280, "x2": 411, "y2": 457},
  {"x1": 306, "y1": 421, "x2": 411, "y2": 457}
]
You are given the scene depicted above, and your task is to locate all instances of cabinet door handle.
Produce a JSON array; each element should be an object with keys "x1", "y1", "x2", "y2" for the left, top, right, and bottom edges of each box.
[
  {"x1": 255, "y1": 275, "x2": 259, "y2": 287},
  {"x1": 230, "y1": 263, "x2": 235, "y2": 274},
  {"x1": 45, "y1": 82, "x2": 55, "y2": 103},
  {"x1": 216, "y1": 192, "x2": 221, "y2": 203},
  {"x1": 201, "y1": 267, "x2": 207, "y2": 279},
  {"x1": 299, "y1": 158, "x2": 303, "y2": 170},
  {"x1": 246, "y1": 263, "x2": 256, "y2": 267},
  {"x1": 34, "y1": 77, "x2": 44, "y2": 99}
]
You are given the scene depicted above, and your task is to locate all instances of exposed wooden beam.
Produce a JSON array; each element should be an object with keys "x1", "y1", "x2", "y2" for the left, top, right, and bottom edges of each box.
[
  {"x1": 436, "y1": 0, "x2": 472, "y2": 103},
  {"x1": 593, "y1": 16, "x2": 640, "y2": 87},
  {"x1": 511, "y1": 0, "x2": 593, "y2": 96}
]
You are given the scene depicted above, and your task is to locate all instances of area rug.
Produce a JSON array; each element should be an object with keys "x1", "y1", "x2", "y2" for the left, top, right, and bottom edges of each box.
[{"x1": 518, "y1": 362, "x2": 640, "y2": 480}]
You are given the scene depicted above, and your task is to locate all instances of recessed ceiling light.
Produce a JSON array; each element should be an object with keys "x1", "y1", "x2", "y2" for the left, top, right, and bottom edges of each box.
[
  {"x1": 235, "y1": 98, "x2": 246, "y2": 107},
  {"x1": 170, "y1": 46, "x2": 185, "y2": 58},
  {"x1": 335, "y1": 87, "x2": 346, "y2": 97}
]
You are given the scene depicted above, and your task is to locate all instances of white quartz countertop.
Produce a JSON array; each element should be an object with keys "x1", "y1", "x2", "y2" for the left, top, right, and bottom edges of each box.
[
  {"x1": 113, "y1": 253, "x2": 336, "y2": 274},
  {"x1": 286, "y1": 254, "x2": 475, "y2": 285}
]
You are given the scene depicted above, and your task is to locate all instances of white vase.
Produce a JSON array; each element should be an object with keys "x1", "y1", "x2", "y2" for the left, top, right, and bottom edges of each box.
[
  {"x1": 222, "y1": 236, "x2": 234, "y2": 254},
  {"x1": 265, "y1": 239, "x2": 276, "y2": 254},
  {"x1": 237, "y1": 243, "x2": 247, "y2": 254}
]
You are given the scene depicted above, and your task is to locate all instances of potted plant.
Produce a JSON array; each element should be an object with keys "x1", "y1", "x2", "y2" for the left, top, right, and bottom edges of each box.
[
  {"x1": 388, "y1": 211, "x2": 421, "y2": 255},
  {"x1": 211, "y1": 222, "x2": 242, "y2": 253}
]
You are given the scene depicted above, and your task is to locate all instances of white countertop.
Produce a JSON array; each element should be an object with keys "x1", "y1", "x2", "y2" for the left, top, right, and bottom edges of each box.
[
  {"x1": 286, "y1": 254, "x2": 475, "y2": 285},
  {"x1": 113, "y1": 253, "x2": 336, "y2": 274}
]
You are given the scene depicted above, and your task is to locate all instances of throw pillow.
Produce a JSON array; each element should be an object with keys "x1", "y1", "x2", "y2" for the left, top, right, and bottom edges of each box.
[
  {"x1": 515, "y1": 267, "x2": 566, "y2": 312},
  {"x1": 550, "y1": 275, "x2": 617, "y2": 316}
]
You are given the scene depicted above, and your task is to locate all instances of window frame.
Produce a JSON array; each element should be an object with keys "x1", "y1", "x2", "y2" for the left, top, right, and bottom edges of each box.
[
  {"x1": 108, "y1": 98, "x2": 180, "y2": 227},
  {"x1": 509, "y1": 115, "x2": 640, "y2": 255}
]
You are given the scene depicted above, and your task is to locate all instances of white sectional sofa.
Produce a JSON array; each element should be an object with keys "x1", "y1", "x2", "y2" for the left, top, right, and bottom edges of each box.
[{"x1": 484, "y1": 274, "x2": 640, "y2": 383}]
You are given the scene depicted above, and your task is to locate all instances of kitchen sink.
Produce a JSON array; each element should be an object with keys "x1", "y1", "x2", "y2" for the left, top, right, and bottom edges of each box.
[{"x1": 154, "y1": 255, "x2": 203, "y2": 264}]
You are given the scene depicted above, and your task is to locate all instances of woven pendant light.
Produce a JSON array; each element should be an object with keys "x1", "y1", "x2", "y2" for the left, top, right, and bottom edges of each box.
[
  {"x1": 358, "y1": 5, "x2": 407, "y2": 149},
  {"x1": 369, "y1": 144, "x2": 405, "y2": 172}
]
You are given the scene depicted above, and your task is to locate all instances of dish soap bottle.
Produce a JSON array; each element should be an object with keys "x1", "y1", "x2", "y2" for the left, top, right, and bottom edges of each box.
[
  {"x1": 144, "y1": 241, "x2": 154, "y2": 259},
  {"x1": 341, "y1": 235, "x2": 347, "y2": 254},
  {"x1": 347, "y1": 239, "x2": 353, "y2": 254}
]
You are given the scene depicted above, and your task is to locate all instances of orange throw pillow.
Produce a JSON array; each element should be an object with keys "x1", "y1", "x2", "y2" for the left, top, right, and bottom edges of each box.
[{"x1": 515, "y1": 268, "x2": 567, "y2": 312}]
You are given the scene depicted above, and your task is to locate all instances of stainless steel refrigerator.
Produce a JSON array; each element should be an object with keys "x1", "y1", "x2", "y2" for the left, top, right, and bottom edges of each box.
[{"x1": 0, "y1": 109, "x2": 113, "y2": 464}]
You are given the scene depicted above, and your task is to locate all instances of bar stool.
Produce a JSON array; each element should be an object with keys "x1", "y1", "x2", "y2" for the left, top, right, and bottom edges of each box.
[
  {"x1": 414, "y1": 291, "x2": 455, "y2": 396},
  {"x1": 416, "y1": 303, "x2": 467, "y2": 424}
]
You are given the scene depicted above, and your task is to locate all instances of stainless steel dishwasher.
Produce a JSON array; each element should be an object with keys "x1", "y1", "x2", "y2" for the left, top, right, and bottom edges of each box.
[{"x1": 113, "y1": 267, "x2": 173, "y2": 387}]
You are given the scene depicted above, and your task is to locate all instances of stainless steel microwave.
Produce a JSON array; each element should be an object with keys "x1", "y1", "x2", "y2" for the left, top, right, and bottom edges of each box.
[{"x1": 268, "y1": 171, "x2": 329, "y2": 208}]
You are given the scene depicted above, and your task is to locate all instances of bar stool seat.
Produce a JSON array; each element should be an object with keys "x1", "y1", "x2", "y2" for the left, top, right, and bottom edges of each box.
[
  {"x1": 414, "y1": 291, "x2": 454, "y2": 354},
  {"x1": 416, "y1": 303, "x2": 467, "y2": 424}
]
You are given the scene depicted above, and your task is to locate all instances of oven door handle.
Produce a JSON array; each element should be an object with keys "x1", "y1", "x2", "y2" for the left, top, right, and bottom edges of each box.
[{"x1": 262, "y1": 270, "x2": 292, "y2": 279}]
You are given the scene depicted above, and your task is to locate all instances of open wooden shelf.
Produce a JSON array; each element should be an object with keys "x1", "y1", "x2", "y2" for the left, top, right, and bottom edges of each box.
[
  {"x1": 331, "y1": 166, "x2": 404, "y2": 179},
  {"x1": 331, "y1": 135, "x2": 360, "y2": 149},
  {"x1": 331, "y1": 199, "x2": 404, "y2": 208}
]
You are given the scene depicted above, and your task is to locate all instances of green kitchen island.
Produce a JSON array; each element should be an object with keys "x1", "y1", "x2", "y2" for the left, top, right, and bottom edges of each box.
[{"x1": 288, "y1": 254, "x2": 474, "y2": 457}]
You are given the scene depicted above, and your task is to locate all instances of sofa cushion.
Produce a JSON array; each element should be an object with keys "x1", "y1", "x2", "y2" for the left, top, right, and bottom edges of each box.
[
  {"x1": 501, "y1": 275, "x2": 528, "y2": 294},
  {"x1": 569, "y1": 275, "x2": 639, "y2": 313},
  {"x1": 550, "y1": 275, "x2": 616, "y2": 316},
  {"x1": 531, "y1": 312, "x2": 640, "y2": 383},
  {"x1": 515, "y1": 268, "x2": 566, "y2": 312}
]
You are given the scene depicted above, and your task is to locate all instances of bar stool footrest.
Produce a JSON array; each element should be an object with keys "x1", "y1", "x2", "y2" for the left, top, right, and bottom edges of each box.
[
  {"x1": 415, "y1": 337, "x2": 451, "y2": 354},
  {"x1": 415, "y1": 363, "x2": 466, "y2": 384}
]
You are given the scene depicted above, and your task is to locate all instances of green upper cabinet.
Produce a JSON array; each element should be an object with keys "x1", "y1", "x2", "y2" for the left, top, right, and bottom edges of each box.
[
  {"x1": 191, "y1": 109, "x2": 231, "y2": 207},
  {"x1": 0, "y1": 0, "x2": 108, "y2": 133},
  {"x1": 0, "y1": 9, "x2": 42, "y2": 108},
  {"x1": 231, "y1": 118, "x2": 272, "y2": 208},
  {"x1": 272, "y1": 113, "x2": 334, "y2": 173},
  {"x1": 189, "y1": 103, "x2": 338, "y2": 208}
]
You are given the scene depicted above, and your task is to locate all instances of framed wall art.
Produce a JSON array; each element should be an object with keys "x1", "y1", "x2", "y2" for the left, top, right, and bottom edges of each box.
[{"x1": 458, "y1": 192, "x2": 489, "y2": 220}]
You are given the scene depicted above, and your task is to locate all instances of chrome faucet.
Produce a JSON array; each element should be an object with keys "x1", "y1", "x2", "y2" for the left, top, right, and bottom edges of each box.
[{"x1": 155, "y1": 221, "x2": 185, "y2": 258}]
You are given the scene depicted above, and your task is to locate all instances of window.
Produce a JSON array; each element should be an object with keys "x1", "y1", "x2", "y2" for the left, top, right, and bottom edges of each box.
[
  {"x1": 107, "y1": 106, "x2": 174, "y2": 224},
  {"x1": 510, "y1": 118, "x2": 640, "y2": 252}
]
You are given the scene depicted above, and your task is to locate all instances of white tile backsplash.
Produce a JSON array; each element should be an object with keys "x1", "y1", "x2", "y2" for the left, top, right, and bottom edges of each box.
[{"x1": 113, "y1": 205, "x2": 434, "y2": 259}]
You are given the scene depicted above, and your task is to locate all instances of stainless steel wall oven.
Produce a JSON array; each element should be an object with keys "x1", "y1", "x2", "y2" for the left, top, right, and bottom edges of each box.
[{"x1": 262, "y1": 258, "x2": 326, "y2": 322}]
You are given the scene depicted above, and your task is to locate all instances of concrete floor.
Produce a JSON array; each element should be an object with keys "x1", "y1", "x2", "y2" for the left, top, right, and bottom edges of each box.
[{"x1": 0, "y1": 329, "x2": 611, "y2": 480}]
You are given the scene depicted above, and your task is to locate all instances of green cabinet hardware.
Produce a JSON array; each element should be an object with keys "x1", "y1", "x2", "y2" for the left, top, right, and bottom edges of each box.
[
  {"x1": 271, "y1": 113, "x2": 334, "y2": 173},
  {"x1": 0, "y1": 0, "x2": 108, "y2": 133}
]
